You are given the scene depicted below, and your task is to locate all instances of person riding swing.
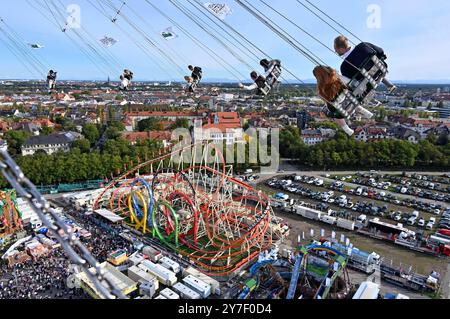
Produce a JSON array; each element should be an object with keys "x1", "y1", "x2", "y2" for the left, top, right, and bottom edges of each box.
[
  {"x1": 120, "y1": 69, "x2": 134, "y2": 91},
  {"x1": 239, "y1": 58, "x2": 282, "y2": 96}
]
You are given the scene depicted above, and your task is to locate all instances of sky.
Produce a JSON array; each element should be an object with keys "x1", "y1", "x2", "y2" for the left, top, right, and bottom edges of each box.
[{"x1": 1, "y1": 0, "x2": 450, "y2": 82}]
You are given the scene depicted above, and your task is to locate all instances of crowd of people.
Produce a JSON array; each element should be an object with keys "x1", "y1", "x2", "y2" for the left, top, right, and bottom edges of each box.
[
  {"x1": 69, "y1": 208, "x2": 135, "y2": 263},
  {"x1": 0, "y1": 206, "x2": 135, "y2": 299},
  {"x1": 0, "y1": 249, "x2": 88, "y2": 299}
]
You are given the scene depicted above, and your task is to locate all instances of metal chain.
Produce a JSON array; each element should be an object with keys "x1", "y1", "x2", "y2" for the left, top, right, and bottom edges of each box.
[{"x1": 0, "y1": 149, "x2": 126, "y2": 299}]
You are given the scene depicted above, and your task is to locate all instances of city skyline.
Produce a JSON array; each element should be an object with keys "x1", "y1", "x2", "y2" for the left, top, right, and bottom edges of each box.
[{"x1": 1, "y1": 0, "x2": 450, "y2": 81}]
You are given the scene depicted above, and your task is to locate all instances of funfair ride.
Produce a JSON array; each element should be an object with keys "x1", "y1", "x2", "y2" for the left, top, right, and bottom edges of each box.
[
  {"x1": 0, "y1": 190, "x2": 23, "y2": 238},
  {"x1": 94, "y1": 142, "x2": 283, "y2": 277}
]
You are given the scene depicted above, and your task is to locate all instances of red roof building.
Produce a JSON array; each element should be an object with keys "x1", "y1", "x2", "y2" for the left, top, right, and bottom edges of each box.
[{"x1": 194, "y1": 112, "x2": 244, "y2": 145}]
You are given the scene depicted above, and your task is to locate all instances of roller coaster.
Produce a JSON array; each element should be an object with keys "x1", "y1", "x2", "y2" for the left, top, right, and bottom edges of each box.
[
  {"x1": 238, "y1": 244, "x2": 351, "y2": 299},
  {"x1": 0, "y1": 190, "x2": 23, "y2": 238},
  {"x1": 94, "y1": 142, "x2": 284, "y2": 277}
]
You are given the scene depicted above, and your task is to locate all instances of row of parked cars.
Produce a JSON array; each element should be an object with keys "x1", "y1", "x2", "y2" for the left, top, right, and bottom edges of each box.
[
  {"x1": 275, "y1": 175, "x2": 447, "y2": 232},
  {"x1": 294, "y1": 175, "x2": 324, "y2": 186},
  {"x1": 388, "y1": 211, "x2": 436, "y2": 230},
  {"x1": 438, "y1": 209, "x2": 450, "y2": 231},
  {"x1": 297, "y1": 175, "x2": 433, "y2": 217},
  {"x1": 326, "y1": 178, "x2": 446, "y2": 215},
  {"x1": 371, "y1": 173, "x2": 448, "y2": 192},
  {"x1": 338, "y1": 174, "x2": 450, "y2": 203},
  {"x1": 267, "y1": 178, "x2": 395, "y2": 224},
  {"x1": 364, "y1": 172, "x2": 449, "y2": 198},
  {"x1": 235, "y1": 174, "x2": 260, "y2": 183},
  {"x1": 405, "y1": 173, "x2": 450, "y2": 185}
]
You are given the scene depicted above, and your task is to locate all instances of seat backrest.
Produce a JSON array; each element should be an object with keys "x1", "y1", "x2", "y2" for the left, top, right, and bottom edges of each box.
[
  {"x1": 259, "y1": 82, "x2": 272, "y2": 96},
  {"x1": 271, "y1": 66, "x2": 282, "y2": 79},
  {"x1": 346, "y1": 54, "x2": 388, "y2": 102}
]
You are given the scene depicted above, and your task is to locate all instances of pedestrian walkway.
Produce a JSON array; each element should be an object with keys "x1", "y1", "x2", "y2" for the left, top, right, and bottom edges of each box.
[{"x1": 441, "y1": 264, "x2": 450, "y2": 299}]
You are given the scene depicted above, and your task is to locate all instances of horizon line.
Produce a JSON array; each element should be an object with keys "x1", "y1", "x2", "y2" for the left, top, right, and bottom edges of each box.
[{"x1": 2, "y1": 79, "x2": 450, "y2": 85}]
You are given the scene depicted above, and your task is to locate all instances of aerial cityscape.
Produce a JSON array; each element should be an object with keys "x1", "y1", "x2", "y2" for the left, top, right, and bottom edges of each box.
[{"x1": 0, "y1": 0, "x2": 449, "y2": 304}]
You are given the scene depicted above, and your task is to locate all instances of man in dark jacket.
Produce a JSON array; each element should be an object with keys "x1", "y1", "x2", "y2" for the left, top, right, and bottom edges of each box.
[
  {"x1": 47, "y1": 70, "x2": 57, "y2": 93},
  {"x1": 188, "y1": 65, "x2": 203, "y2": 84},
  {"x1": 239, "y1": 71, "x2": 268, "y2": 95},
  {"x1": 334, "y1": 35, "x2": 396, "y2": 93},
  {"x1": 239, "y1": 60, "x2": 280, "y2": 95},
  {"x1": 260, "y1": 59, "x2": 282, "y2": 88}
]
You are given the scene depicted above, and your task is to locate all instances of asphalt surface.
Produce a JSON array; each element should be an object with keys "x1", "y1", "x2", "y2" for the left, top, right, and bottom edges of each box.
[{"x1": 442, "y1": 263, "x2": 450, "y2": 299}]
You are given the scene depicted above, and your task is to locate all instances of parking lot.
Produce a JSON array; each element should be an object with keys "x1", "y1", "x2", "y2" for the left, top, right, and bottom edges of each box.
[
  {"x1": 262, "y1": 174, "x2": 449, "y2": 236},
  {"x1": 332, "y1": 172, "x2": 450, "y2": 204}
]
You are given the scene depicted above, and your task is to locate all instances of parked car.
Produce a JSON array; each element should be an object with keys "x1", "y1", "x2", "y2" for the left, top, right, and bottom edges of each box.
[
  {"x1": 315, "y1": 179, "x2": 324, "y2": 186},
  {"x1": 407, "y1": 217, "x2": 417, "y2": 226},
  {"x1": 426, "y1": 217, "x2": 436, "y2": 230},
  {"x1": 357, "y1": 215, "x2": 367, "y2": 223},
  {"x1": 438, "y1": 224, "x2": 450, "y2": 230},
  {"x1": 418, "y1": 218, "x2": 425, "y2": 227}
]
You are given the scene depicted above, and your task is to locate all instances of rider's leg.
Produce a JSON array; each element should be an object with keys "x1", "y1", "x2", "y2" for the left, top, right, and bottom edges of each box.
[
  {"x1": 355, "y1": 106, "x2": 374, "y2": 119},
  {"x1": 382, "y1": 78, "x2": 397, "y2": 93},
  {"x1": 336, "y1": 118, "x2": 354, "y2": 136}
]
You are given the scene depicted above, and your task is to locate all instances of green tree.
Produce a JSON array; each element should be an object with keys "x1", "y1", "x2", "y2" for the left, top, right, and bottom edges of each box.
[
  {"x1": 73, "y1": 139, "x2": 91, "y2": 153},
  {"x1": 110, "y1": 121, "x2": 125, "y2": 131},
  {"x1": 41, "y1": 126, "x2": 54, "y2": 135},
  {"x1": 427, "y1": 134, "x2": 438, "y2": 145},
  {"x1": 103, "y1": 138, "x2": 131, "y2": 156},
  {"x1": 105, "y1": 127, "x2": 122, "y2": 140},
  {"x1": 82, "y1": 124, "x2": 100, "y2": 145},
  {"x1": 170, "y1": 118, "x2": 190, "y2": 130},
  {"x1": 309, "y1": 121, "x2": 340, "y2": 130},
  {"x1": 280, "y1": 126, "x2": 303, "y2": 158},
  {"x1": 137, "y1": 118, "x2": 165, "y2": 132},
  {"x1": 56, "y1": 117, "x2": 77, "y2": 132},
  {"x1": 4, "y1": 130, "x2": 30, "y2": 155}
]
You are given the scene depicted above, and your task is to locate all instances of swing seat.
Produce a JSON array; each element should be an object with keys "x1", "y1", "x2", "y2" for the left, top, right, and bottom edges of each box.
[
  {"x1": 330, "y1": 55, "x2": 388, "y2": 119},
  {"x1": 347, "y1": 55, "x2": 388, "y2": 104}
]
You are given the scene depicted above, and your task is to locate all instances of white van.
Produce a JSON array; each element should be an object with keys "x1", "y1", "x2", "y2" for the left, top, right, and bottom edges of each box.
[
  {"x1": 426, "y1": 221, "x2": 434, "y2": 230},
  {"x1": 357, "y1": 215, "x2": 367, "y2": 223}
]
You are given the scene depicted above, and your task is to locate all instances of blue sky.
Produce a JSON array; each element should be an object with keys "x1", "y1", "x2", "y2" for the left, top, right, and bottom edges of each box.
[{"x1": 1, "y1": 0, "x2": 450, "y2": 81}]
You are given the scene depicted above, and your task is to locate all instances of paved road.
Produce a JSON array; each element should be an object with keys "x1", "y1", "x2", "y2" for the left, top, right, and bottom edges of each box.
[{"x1": 441, "y1": 263, "x2": 450, "y2": 299}]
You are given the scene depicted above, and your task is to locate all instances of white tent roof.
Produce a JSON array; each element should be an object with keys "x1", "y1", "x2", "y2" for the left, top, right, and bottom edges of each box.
[{"x1": 94, "y1": 209, "x2": 124, "y2": 223}]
